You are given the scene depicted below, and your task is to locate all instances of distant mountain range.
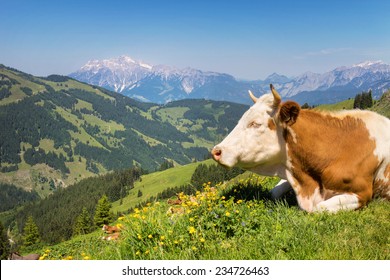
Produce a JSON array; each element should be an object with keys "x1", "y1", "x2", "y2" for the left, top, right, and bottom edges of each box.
[{"x1": 69, "y1": 56, "x2": 390, "y2": 105}]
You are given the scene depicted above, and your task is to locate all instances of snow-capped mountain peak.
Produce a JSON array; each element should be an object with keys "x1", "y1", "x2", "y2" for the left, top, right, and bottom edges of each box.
[
  {"x1": 69, "y1": 57, "x2": 390, "y2": 105},
  {"x1": 353, "y1": 60, "x2": 384, "y2": 68}
]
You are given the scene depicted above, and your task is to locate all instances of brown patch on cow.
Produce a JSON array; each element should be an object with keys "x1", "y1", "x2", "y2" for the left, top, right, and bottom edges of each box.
[
  {"x1": 283, "y1": 109, "x2": 379, "y2": 207},
  {"x1": 268, "y1": 118, "x2": 276, "y2": 131}
]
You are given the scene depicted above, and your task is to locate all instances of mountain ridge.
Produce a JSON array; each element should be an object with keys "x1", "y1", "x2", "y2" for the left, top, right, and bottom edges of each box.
[
  {"x1": 0, "y1": 64, "x2": 248, "y2": 194},
  {"x1": 69, "y1": 56, "x2": 390, "y2": 105}
]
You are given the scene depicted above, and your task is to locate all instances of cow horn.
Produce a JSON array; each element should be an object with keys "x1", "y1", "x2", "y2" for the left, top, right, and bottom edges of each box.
[
  {"x1": 248, "y1": 90, "x2": 258, "y2": 103},
  {"x1": 270, "y1": 84, "x2": 281, "y2": 107}
]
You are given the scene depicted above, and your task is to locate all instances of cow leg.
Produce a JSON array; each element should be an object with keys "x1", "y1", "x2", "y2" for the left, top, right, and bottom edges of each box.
[
  {"x1": 313, "y1": 193, "x2": 360, "y2": 213},
  {"x1": 270, "y1": 179, "x2": 293, "y2": 200}
]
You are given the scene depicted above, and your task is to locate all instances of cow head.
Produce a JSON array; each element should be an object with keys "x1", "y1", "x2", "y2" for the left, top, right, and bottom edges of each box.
[{"x1": 212, "y1": 84, "x2": 299, "y2": 175}]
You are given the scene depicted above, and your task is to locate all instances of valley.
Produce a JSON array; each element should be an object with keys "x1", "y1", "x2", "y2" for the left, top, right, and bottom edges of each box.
[{"x1": 0, "y1": 65, "x2": 247, "y2": 194}]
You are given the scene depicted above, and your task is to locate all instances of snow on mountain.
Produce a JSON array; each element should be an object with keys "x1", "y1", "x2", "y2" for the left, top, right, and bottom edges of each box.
[
  {"x1": 69, "y1": 56, "x2": 390, "y2": 105},
  {"x1": 277, "y1": 60, "x2": 390, "y2": 99}
]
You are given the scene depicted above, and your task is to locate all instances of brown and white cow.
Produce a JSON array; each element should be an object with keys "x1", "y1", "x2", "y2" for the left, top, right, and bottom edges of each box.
[{"x1": 212, "y1": 84, "x2": 390, "y2": 212}]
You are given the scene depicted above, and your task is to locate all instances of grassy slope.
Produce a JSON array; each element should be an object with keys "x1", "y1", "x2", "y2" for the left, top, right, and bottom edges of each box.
[
  {"x1": 37, "y1": 173, "x2": 390, "y2": 260},
  {"x1": 111, "y1": 159, "x2": 215, "y2": 213},
  {"x1": 315, "y1": 98, "x2": 354, "y2": 111}
]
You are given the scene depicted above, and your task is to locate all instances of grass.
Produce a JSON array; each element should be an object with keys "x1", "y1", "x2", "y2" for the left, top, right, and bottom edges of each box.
[
  {"x1": 315, "y1": 98, "x2": 355, "y2": 111},
  {"x1": 111, "y1": 160, "x2": 215, "y2": 213},
  {"x1": 36, "y1": 174, "x2": 390, "y2": 260}
]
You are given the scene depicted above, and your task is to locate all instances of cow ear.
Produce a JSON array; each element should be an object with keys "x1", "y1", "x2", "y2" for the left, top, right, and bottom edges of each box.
[{"x1": 279, "y1": 101, "x2": 300, "y2": 126}]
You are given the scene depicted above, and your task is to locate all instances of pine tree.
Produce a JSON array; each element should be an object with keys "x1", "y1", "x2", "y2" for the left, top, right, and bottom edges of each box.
[
  {"x1": 73, "y1": 207, "x2": 92, "y2": 236},
  {"x1": 93, "y1": 195, "x2": 112, "y2": 228},
  {"x1": 0, "y1": 222, "x2": 10, "y2": 260},
  {"x1": 22, "y1": 216, "x2": 40, "y2": 248},
  {"x1": 353, "y1": 93, "x2": 362, "y2": 109}
]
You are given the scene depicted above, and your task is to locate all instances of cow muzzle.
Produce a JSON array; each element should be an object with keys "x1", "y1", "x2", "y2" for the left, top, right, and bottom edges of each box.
[{"x1": 211, "y1": 146, "x2": 222, "y2": 162}]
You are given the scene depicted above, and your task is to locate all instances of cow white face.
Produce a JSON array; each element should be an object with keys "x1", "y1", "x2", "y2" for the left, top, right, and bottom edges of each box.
[{"x1": 212, "y1": 85, "x2": 285, "y2": 173}]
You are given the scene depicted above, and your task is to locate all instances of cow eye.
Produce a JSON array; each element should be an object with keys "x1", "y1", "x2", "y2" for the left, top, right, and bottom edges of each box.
[{"x1": 248, "y1": 121, "x2": 261, "y2": 128}]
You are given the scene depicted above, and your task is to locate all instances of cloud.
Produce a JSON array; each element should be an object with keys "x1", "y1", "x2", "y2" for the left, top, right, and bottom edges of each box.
[{"x1": 293, "y1": 48, "x2": 351, "y2": 59}]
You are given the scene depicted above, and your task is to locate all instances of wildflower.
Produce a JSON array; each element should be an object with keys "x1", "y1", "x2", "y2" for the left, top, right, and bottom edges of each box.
[
  {"x1": 192, "y1": 246, "x2": 197, "y2": 251},
  {"x1": 237, "y1": 199, "x2": 243, "y2": 204},
  {"x1": 200, "y1": 237, "x2": 205, "y2": 243},
  {"x1": 188, "y1": 226, "x2": 196, "y2": 234},
  {"x1": 83, "y1": 256, "x2": 90, "y2": 260},
  {"x1": 189, "y1": 217, "x2": 195, "y2": 222},
  {"x1": 159, "y1": 241, "x2": 164, "y2": 246},
  {"x1": 148, "y1": 234, "x2": 153, "y2": 239},
  {"x1": 136, "y1": 251, "x2": 141, "y2": 256},
  {"x1": 145, "y1": 250, "x2": 150, "y2": 255},
  {"x1": 118, "y1": 216, "x2": 125, "y2": 221},
  {"x1": 221, "y1": 196, "x2": 226, "y2": 200},
  {"x1": 160, "y1": 236, "x2": 165, "y2": 241},
  {"x1": 174, "y1": 240, "x2": 179, "y2": 244},
  {"x1": 137, "y1": 234, "x2": 142, "y2": 240},
  {"x1": 225, "y1": 211, "x2": 231, "y2": 217}
]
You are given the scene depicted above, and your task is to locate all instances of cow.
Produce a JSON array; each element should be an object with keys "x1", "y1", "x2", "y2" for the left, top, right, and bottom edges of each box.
[
  {"x1": 212, "y1": 84, "x2": 390, "y2": 213},
  {"x1": 102, "y1": 224, "x2": 121, "y2": 234}
]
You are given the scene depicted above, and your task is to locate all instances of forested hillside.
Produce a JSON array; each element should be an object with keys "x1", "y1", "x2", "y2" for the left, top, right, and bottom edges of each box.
[{"x1": 0, "y1": 65, "x2": 248, "y2": 194}]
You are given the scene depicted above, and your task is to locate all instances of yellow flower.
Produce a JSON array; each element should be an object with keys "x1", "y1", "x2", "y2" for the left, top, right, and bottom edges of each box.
[
  {"x1": 118, "y1": 216, "x2": 125, "y2": 221},
  {"x1": 83, "y1": 256, "x2": 90, "y2": 260},
  {"x1": 160, "y1": 236, "x2": 165, "y2": 241},
  {"x1": 225, "y1": 211, "x2": 231, "y2": 217},
  {"x1": 188, "y1": 226, "x2": 196, "y2": 234},
  {"x1": 192, "y1": 246, "x2": 197, "y2": 251},
  {"x1": 148, "y1": 234, "x2": 153, "y2": 239},
  {"x1": 200, "y1": 237, "x2": 205, "y2": 243},
  {"x1": 137, "y1": 234, "x2": 142, "y2": 240},
  {"x1": 174, "y1": 240, "x2": 179, "y2": 244},
  {"x1": 136, "y1": 251, "x2": 141, "y2": 256},
  {"x1": 189, "y1": 217, "x2": 195, "y2": 222},
  {"x1": 145, "y1": 250, "x2": 150, "y2": 255},
  {"x1": 221, "y1": 196, "x2": 226, "y2": 200}
]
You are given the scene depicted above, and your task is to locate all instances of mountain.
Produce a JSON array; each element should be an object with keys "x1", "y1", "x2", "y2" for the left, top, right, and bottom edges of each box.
[
  {"x1": 0, "y1": 64, "x2": 248, "y2": 194},
  {"x1": 277, "y1": 60, "x2": 390, "y2": 104},
  {"x1": 70, "y1": 56, "x2": 390, "y2": 105},
  {"x1": 70, "y1": 55, "x2": 261, "y2": 104}
]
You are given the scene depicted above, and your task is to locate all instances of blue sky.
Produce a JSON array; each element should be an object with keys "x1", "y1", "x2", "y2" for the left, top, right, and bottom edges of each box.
[{"x1": 1, "y1": 0, "x2": 389, "y2": 79}]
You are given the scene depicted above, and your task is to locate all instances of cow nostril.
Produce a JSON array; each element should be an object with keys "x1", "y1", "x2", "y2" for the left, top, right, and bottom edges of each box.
[{"x1": 212, "y1": 147, "x2": 222, "y2": 161}]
